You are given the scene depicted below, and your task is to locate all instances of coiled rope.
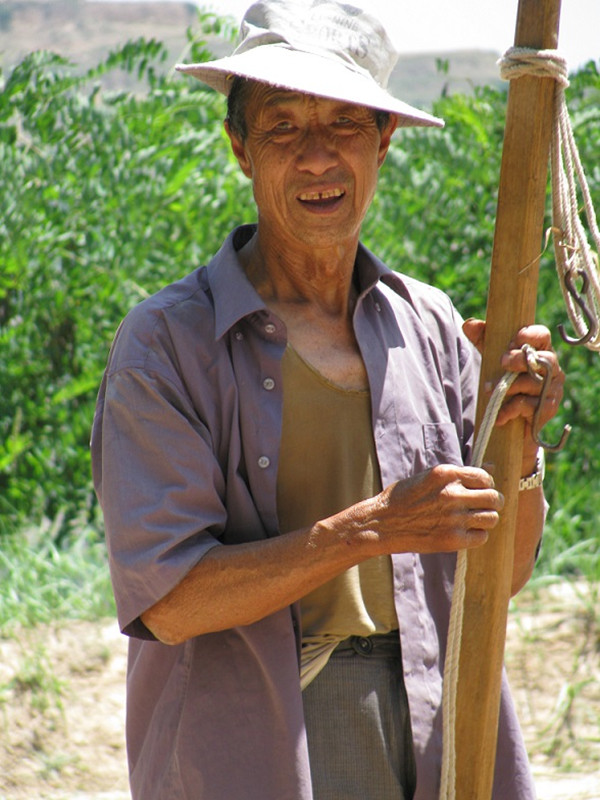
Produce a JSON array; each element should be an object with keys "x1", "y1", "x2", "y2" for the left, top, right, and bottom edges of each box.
[
  {"x1": 440, "y1": 47, "x2": 600, "y2": 800},
  {"x1": 502, "y1": 47, "x2": 600, "y2": 350}
]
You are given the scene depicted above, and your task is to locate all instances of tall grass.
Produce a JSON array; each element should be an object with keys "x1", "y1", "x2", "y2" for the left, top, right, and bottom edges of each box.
[{"x1": 0, "y1": 519, "x2": 114, "y2": 632}]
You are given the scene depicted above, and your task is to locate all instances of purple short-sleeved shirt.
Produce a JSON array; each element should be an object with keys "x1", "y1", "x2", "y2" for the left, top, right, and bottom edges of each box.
[{"x1": 91, "y1": 225, "x2": 536, "y2": 800}]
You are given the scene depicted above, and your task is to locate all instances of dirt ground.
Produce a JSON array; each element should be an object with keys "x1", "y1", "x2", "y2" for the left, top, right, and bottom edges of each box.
[{"x1": 0, "y1": 581, "x2": 598, "y2": 800}]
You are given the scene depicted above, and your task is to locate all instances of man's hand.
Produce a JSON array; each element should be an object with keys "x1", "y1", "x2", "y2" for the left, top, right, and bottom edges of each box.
[
  {"x1": 462, "y1": 318, "x2": 565, "y2": 447},
  {"x1": 462, "y1": 318, "x2": 566, "y2": 592},
  {"x1": 350, "y1": 464, "x2": 504, "y2": 555}
]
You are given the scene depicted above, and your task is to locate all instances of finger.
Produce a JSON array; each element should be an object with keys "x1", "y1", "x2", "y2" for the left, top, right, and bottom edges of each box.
[
  {"x1": 460, "y1": 529, "x2": 491, "y2": 548},
  {"x1": 435, "y1": 468, "x2": 504, "y2": 515},
  {"x1": 433, "y1": 464, "x2": 495, "y2": 489},
  {"x1": 495, "y1": 385, "x2": 563, "y2": 427},
  {"x1": 443, "y1": 475, "x2": 505, "y2": 513},
  {"x1": 467, "y1": 508, "x2": 502, "y2": 530},
  {"x1": 501, "y1": 347, "x2": 562, "y2": 378},
  {"x1": 452, "y1": 465, "x2": 497, "y2": 490},
  {"x1": 462, "y1": 318, "x2": 486, "y2": 353},
  {"x1": 508, "y1": 324, "x2": 553, "y2": 351},
  {"x1": 464, "y1": 488, "x2": 505, "y2": 514},
  {"x1": 498, "y1": 370, "x2": 560, "y2": 398},
  {"x1": 447, "y1": 505, "x2": 502, "y2": 548},
  {"x1": 429, "y1": 508, "x2": 499, "y2": 553}
]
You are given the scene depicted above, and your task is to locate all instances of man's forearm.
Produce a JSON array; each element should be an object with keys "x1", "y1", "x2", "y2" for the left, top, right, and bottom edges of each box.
[
  {"x1": 140, "y1": 515, "x2": 370, "y2": 645},
  {"x1": 141, "y1": 464, "x2": 503, "y2": 644}
]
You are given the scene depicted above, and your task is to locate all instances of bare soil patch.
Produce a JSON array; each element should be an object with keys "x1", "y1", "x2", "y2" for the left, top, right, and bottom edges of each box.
[
  {"x1": 507, "y1": 580, "x2": 600, "y2": 799},
  {"x1": 0, "y1": 581, "x2": 598, "y2": 800}
]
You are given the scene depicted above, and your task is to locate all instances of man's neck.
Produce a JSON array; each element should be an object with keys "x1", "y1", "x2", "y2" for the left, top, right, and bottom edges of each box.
[
  {"x1": 237, "y1": 226, "x2": 368, "y2": 391},
  {"x1": 238, "y1": 226, "x2": 359, "y2": 319}
]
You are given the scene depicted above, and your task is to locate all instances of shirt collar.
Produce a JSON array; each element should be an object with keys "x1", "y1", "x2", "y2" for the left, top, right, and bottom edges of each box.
[
  {"x1": 206, "y1": 225, "x2": 403, "y2": 339},
  {"x1": 206, "y1": 225, "x2": 267, "y2": 340},
  {"x1": 354, "y1": 241, "x2": 408, "y2": 301}
]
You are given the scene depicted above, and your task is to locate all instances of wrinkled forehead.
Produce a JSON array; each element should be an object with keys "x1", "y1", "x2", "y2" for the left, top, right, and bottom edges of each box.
[{"x1": 245, "y1": 80, "x2": 374, "y2": 117}]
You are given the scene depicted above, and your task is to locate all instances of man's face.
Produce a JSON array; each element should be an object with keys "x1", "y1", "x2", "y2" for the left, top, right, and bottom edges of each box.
[{"x1": 226, "y1": 83, "x2": 397, "y2": 251}]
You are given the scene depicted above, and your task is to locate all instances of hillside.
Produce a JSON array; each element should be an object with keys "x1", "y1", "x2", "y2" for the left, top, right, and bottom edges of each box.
[{"x1": 0, "y1": 0, "x2": 504, "y2": 103}]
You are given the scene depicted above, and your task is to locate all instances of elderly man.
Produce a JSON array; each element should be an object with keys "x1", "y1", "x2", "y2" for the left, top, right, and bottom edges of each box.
[{"x1": 91, "y1": 2, "x2": 564, "y2": 799}]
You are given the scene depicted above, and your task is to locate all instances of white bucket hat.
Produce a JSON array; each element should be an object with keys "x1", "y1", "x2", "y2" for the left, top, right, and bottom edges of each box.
[{"x1": 176, "y1": 0, "x2": 444, "y2": 128}]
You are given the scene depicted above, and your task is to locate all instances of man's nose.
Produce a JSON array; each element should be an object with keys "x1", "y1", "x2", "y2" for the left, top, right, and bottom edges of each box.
[{"x1": 296, "y1": 127, "x2": 339, "y2": 174}]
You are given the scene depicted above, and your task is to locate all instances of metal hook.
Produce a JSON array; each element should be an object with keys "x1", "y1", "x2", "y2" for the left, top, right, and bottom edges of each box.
[
  {"x1": 523, "y1": 345, "x2": 571, "y2": 453},
  {"x1": 558, "y1": 267, "x2": 598, "y2": 347}
]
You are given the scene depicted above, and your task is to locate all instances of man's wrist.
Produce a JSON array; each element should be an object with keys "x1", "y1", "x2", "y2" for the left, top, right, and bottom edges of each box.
[{"x1": 519, "y1": 448, "x2": 545, "y2": 491}]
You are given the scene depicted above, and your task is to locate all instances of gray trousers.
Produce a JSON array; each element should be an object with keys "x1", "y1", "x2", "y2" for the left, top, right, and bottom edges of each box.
[{"x1": 302, "y1": 632, "x2": 417, "y2": 800}]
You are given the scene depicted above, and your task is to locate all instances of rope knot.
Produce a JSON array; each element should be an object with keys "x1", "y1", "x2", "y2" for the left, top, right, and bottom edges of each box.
[{"x1": 498, "y1": 46, "x2": 570, "y2": 88}]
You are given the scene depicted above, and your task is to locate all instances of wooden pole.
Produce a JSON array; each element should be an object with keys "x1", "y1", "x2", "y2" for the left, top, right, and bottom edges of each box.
[{"x1": 454, "y1": 1, "x2": 562, "y2": 797}]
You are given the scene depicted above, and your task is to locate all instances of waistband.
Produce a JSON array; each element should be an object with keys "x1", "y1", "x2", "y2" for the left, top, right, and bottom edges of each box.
[{"x1": 332, "y1": 630, "x2": 401, "y2": 657}]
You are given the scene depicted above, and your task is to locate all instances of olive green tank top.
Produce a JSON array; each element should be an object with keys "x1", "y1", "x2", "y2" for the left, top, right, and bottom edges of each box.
[{"x1": 277, "y1": 344, "x2": 397, "y2": 688}]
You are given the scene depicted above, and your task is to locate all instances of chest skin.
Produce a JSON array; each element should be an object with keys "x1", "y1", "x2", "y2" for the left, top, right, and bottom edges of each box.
[{"x1": 269, "y1": 298, "x2": 369, "y2": 391}]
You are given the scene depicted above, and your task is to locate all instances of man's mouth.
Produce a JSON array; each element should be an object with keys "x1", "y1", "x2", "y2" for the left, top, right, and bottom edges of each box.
[{"x1": 298, "y1": 188, "x2": 345, "y2": 208}]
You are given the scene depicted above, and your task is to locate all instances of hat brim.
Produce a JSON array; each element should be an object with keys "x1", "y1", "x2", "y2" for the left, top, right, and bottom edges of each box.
[{"x1": 176, "y1": 45, "x2": 444, "y2": 129}]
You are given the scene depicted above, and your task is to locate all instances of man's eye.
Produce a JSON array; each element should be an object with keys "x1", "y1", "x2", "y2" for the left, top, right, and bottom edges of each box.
[
  {"x1": 333, "y1": 116, "x2": 357, "y2": 130},
  {"x1": 273, "y1": 120, "x2": 294, "y2": 131}
]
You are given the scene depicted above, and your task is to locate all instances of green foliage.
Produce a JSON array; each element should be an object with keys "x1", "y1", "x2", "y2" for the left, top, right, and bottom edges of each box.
[
  {"x1": 0, "y1": 21, "x2": 252, "y2": 540},
  {"x1": 0, "y1": 22, "x2": 598, "y2": 582},
  {"x1": 364, "y1": 82, "x2": 505, "y2": 314}
]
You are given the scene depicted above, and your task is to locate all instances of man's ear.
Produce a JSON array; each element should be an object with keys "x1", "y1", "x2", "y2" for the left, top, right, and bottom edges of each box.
[
  {"x1": 224, "y1": 120, "x2": 252, "y2": 179},
  {"x1": 377, "y1": 113, "x2": 399, "y2": 168}
]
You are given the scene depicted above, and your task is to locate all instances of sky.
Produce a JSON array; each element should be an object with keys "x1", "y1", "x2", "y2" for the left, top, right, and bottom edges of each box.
[{"x1": 202, "y1": 0, "x2": 599, "y2": 71}]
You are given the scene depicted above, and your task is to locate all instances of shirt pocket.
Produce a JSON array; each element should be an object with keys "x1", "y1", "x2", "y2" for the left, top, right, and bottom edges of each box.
[{"x1": 422, "y1": 423, "x2": 463, "y2": 468}]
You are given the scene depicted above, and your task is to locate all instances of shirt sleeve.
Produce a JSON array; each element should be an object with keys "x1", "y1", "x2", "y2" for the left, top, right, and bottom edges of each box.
[{"x1": 92, "y1": 365, "x2": 224, "y2": 638}]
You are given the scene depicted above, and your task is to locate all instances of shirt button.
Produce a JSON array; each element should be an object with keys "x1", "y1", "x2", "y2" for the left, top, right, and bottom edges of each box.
[
  {"x1": 234, "y1": 331, "x2": 244, "y2": 341},
  {"x1": 264, "y1": 323, "x2": 276, "y2": 334},
  {"x1": 374, "y1": 302, "x2": 381, "y2": 313},
  {"x1": 258, "y1": 456, "x2": 271, "y2": 469},
  {"x1": 263, "y1": 378, "x2": 275, "y2": 391}
]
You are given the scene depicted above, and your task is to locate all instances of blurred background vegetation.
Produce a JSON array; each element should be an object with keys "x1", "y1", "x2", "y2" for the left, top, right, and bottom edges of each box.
[{"x1": 0, "y1": 15, "x2": 599, "y2": 626}]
